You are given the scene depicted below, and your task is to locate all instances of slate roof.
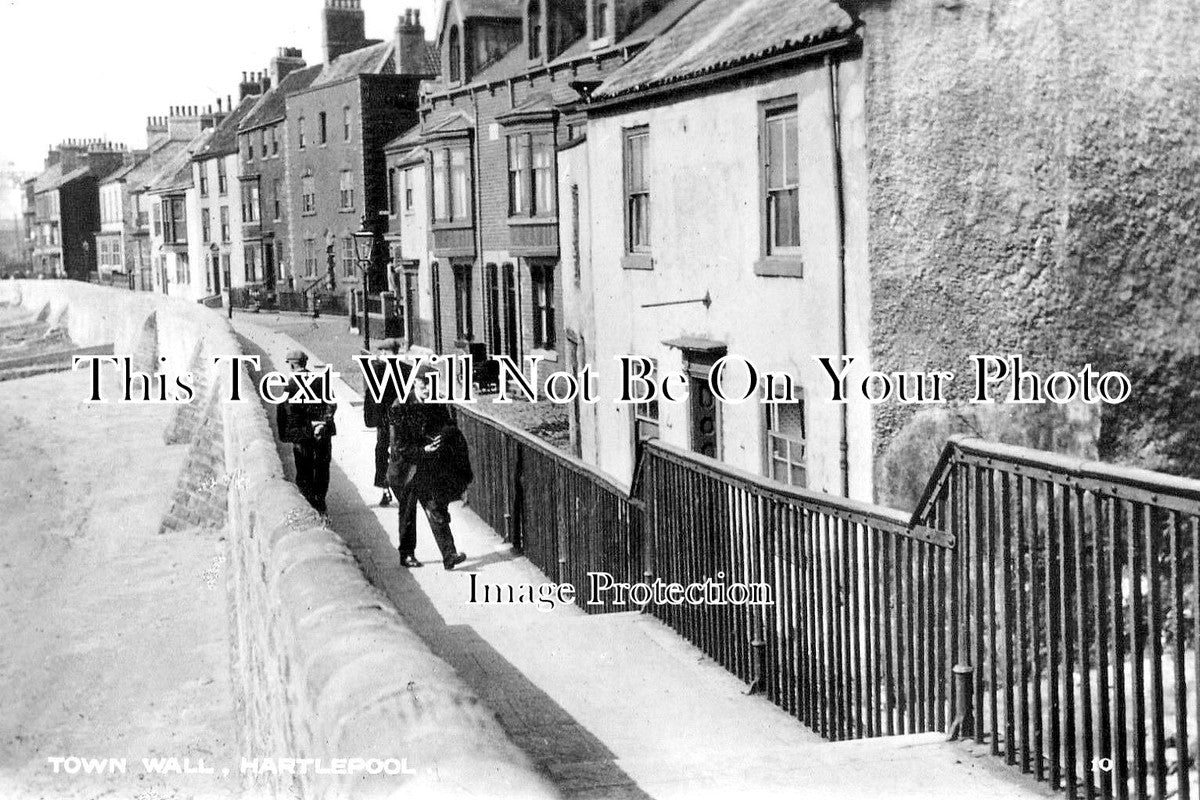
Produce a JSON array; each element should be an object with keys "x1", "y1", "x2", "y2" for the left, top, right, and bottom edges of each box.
[
  {"x1": 310, "y1": 40, "x2": 393, "y2": 87},
  {"x1": 195, "y1": 95, "x2": 262, "y2": 159},
  {"x1": 438, "y1": 0, "x2": 701, "y2": 94},
  {"x1": 108, "y1": 139, "x2": 190, "y2": 191},
  {"x1": 595, "y1": 0, "x2": 854, "y2": 99},
  {"x1": 385, "y1": 124, "x2": 424, "y2": 152},
  {"x1": 240, "y1": 64, "x2": 323, "y2": 132},
  {"x1": 147, "y1": 130, "x2": 214, "y2": 194}
]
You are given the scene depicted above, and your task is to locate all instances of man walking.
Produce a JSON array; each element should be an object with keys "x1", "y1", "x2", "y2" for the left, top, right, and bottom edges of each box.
[
  {"x1": 363, "y1": 338, "x2": 407, "y2": 507},
  {"x1": 386, "y1": 363, "x2": 469, "y2": 570},
  {"x1": 276, "y1": 349, "x2": 337, "y2": 515}
]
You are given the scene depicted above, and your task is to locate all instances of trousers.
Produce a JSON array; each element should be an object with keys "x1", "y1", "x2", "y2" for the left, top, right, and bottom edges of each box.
[
  {"x1": 293, "y1": 437, "x2": 332, "y2": 514},
  {"x1": 373, "y1": 425, "x2": 391, "y2": 489},
  {"x1": 393, "y1": 481, "x2": 458, "y2": 563}
]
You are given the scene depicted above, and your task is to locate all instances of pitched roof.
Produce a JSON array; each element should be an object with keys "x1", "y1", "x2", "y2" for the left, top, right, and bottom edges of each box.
[
  {"x1": 310, "y1": 40, "x2": 393, "y2": 88},
  {"x1": 195, "y1": 95, "x2": 262, "y2": 159},
  {"x1": 33, "y1": 163, "x2": 91, "y2": 194},
  {"x1": 147, "y1": 130, "x2": 214, "y2": 194},
  {"x1": 595, "y1": 0, "x2": 854, "y2": 100},
  {"x1": 109, "y1": 139, "x2": 190, "y2": 191},
  {"x1": 240, "y1": 64, "x2": 323, "y2": 132},
  {"x1": 385, "y1": 124, "x2": 424, "y2": 152},
  {"x1": 418, "y1": 40, "x2": 442, "y2": 76}
]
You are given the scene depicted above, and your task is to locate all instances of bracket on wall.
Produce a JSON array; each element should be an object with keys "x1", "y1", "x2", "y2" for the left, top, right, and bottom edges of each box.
[{"x1": 641, "y1": 291, "x2": 712, "y2": 310}]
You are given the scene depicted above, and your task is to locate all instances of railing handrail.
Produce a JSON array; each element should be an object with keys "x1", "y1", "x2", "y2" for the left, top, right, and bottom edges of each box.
[
  {"x1": 455, "y1": 403, "x2": 633, "y2": 496},
  {"x1": 643, "y1": 439, "x2": 926, "y2": 541},
  {"x1": 914, "y1": 434, "x2": 1200, "y2": 522}
]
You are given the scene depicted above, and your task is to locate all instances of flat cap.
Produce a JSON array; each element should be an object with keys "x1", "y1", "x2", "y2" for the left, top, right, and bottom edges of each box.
[{"x1": 285, "y1": 349, "x2": 308, "y2": 364}]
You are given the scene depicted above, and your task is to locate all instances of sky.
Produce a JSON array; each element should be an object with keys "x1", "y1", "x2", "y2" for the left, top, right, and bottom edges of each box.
[{"x1": 0, "y1": 0, "x2": 441, "y2": 181}]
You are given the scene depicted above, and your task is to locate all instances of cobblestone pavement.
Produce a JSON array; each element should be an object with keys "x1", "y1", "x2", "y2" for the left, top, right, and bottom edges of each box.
[{"x1": 234, "y1": 315, "x2": 1057, "y2": 800}]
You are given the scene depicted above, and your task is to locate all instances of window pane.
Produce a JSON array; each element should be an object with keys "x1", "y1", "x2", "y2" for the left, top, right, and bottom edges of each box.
[
  {"x1": 784, "y1": 113, "x2": 799, "y2": 185},
  {"x1": 767, "y1": 116, "x2": 786, "y2": 188},
  {"x1": 771, "y1": 188, "x2": 800, "y2": 249},
  {"x1": 451, "y1": 149, "x2": 468, "y2": 220},
  {"x1": 433, "y1": 154, "x2": 447, "y2": 219}
]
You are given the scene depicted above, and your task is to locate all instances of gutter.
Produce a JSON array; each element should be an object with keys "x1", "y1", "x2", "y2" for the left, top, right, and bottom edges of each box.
[
  {"x1": 826, "y1": 54, "x2": 850, "y2": 499},
  {"x1": 586, "y1": 35, "x2": 859, "y2": 115}
]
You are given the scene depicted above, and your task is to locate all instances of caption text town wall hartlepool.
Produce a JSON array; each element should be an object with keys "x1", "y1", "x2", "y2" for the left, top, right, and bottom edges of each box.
[{"x1": 73, "y1": 352, "x2": 1133, "y2": 407}]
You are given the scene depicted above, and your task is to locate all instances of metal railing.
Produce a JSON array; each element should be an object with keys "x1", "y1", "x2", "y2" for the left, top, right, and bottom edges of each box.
[
  {"x1": 641, "y1": 440, "x2": 953, "y2": 741},
  {"x1": 915, "y1": 437, "x2": 1200, "y2": 800},
  {"x1": 454, "y1": 409, "x2": 1200, "y2": 798},
  {"x1": 455, "y1": 406, "x2": 644, "y2": 614}
]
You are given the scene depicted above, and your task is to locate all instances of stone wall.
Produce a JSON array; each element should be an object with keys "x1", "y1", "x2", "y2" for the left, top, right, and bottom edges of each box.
[
  {"x1": 855, "y1": 0, "x2": 1200, "y2": 504},
  {"x1": 0, "y1": 280, "x2": 556, "y2": 800}
]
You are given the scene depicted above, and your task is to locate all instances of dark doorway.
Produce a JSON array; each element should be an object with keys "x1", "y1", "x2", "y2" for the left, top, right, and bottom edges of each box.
[{"x1": 503, "y1": 263, "x2": 519, "y2": 362}]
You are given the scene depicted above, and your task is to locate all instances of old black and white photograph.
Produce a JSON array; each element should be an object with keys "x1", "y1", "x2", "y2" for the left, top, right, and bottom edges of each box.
[{"x1": 1, "y1": 0, "x2": 1199, "y2": 798}]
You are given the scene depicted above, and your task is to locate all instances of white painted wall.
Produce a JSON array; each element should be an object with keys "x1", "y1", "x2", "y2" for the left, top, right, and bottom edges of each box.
[{"x1": 576, "y1": 56, "x2": 873, "y2": 500}]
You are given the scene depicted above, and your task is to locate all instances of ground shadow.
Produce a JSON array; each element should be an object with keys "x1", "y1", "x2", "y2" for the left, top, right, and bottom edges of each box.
[{"x1": 239, "y1": 333, "x2": 650, "y2": 799}]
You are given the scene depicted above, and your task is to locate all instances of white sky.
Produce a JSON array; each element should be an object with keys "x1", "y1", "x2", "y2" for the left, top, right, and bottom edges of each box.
[{"x1": 0, "y1": 0, "x2": 441, "y2": 178}]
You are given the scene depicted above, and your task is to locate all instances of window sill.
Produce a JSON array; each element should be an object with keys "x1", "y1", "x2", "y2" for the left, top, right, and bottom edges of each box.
[
  {"x1": 754, "y1": 255, "x2": 804, "y2": 278},
  {"x1": 338, "y1": 207, "x2": 356, "y2": 213},
  {"x1": 301, "y1": 212, "x2": 317, "y2": 218},
  {"x1": 621, "y1": 253, "x2": 653, "y2": 271}
]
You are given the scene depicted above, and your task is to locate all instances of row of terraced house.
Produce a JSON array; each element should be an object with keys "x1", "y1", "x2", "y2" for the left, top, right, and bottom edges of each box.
[{"x1": 22, "y1": 0, "x2": 1200, "y2": 507}]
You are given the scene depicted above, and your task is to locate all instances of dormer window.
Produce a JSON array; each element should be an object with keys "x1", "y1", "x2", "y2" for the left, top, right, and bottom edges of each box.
[
  {"x1": 528, "y1": 0, "x2": 542, "y2": 60},
  {"x1": 449, "y1": 25, "x2": 462, "y2": 83}
]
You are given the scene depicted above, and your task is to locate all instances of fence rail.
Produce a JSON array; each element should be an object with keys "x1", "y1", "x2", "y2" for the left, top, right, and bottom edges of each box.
[
  {"x1": 453, "y1": 408, "x2": 1200, "y2": 799},
  {"x1": 916, "y1": 436, "x2": 1200, "y2": 800},
  {"x1": 455, "y1": 406, "x2": 644, "y2": 614}
]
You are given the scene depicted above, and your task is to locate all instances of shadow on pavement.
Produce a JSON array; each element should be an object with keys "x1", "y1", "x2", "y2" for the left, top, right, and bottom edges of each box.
[{"x1": 239, "y1": 332, "x2": 650, "y2": 800}]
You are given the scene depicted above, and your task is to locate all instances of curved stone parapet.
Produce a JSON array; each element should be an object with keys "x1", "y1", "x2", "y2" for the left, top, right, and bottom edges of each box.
[{"x1": 0, "y1": 281, "x2": 557, "y2": 800}]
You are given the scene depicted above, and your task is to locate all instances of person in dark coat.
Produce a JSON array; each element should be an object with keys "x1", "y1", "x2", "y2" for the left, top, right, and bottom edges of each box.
[
  {"x1": 386, "y1": 364, "x2": 470, "y2": 570},
  {"x1": 277, "y1": 349, "x2": 337, "y2": 515},
  {"x1": 363, "y1": 338, "x2": 408, "y2": 507}
]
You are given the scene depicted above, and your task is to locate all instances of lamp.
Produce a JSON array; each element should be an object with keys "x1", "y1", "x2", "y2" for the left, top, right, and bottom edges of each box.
[{"x1": 352, "y1": 215, "x2": 375, "y2": 352}]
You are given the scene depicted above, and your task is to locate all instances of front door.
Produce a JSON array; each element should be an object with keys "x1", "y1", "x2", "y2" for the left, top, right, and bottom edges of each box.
[
  {"x1": 212, "y1": 254, "x2": 222, "y2": 293},
  {"x1": 689, "y1": 373, "x2": 719, "y2": 458},
  {"x1": 503, "y1": 263, "x2": 519, "y2": 362}
]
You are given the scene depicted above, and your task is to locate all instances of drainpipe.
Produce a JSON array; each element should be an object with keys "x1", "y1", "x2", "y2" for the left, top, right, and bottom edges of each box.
[
  {"x1": 472, "y1": 90, "x2": 487, "y2": 350},
  {"x1": 827, "y1": 54, "x2": 850, "y2": 499}
]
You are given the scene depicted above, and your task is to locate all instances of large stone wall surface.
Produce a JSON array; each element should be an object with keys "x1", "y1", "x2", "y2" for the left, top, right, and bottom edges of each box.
[
  {"x1": 858, "y1": 0, "x2": 1200, "y2": 501},
  {"x1": 0, "y1": 280, "x2": 556, "y2": 800}
]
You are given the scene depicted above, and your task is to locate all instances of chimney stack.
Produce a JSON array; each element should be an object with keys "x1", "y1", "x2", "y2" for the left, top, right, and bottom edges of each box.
[
  {"x1": 395, "y1": 7, "x2": 430, "y2": 76},
  {"x1": 270, "y1": 46, "x2": 306, "y2": 87},
  {"x1": 323, "y1": 0, "x2": 366, "y2": 64},
  {"x1": 238, "y1": 70, "x2": 260, "y2": 100}
]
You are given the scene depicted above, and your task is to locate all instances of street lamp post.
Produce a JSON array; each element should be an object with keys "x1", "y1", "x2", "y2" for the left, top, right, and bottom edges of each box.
[{"x1": 352, "y1": 216, "x2": 376, "y2": 353}]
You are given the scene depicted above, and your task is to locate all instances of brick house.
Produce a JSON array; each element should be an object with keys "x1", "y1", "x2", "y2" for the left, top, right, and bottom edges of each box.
[
  {"x1": 281, "y1": 1, "x2": 438, "y2": 310},
  {"x1": 29, "y1": 141, "x2": 130, "y2": 281},
  {"x1": 237, "y1": 51, "x2": 320, "y2": 297},
  {"x1": 415, "y1": 0, "x2": 699, "y2": 367}
]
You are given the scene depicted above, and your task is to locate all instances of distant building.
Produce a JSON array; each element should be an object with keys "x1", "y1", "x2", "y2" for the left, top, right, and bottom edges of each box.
[
  {"x1": 383, "y1": 125, "x2": 434, "y2": 348},
  {"x1": 28, "y1": 140, "x2": 130, "y2": 281},
  {"x1": 276, "y1": 1, "x2": 437, "y2": 309},
  {"x1": 238, "y1": 51, "x2": 322, "y2": 294},
  {"x1": 192, "y1": 89, "x2": 264, "y2": 298},
  {"x1": 101, "y1": 108, "x2": 225, "y2": 292},
  {"x1": 145, "y1": 117, "x2": 219, "y2": 300}
]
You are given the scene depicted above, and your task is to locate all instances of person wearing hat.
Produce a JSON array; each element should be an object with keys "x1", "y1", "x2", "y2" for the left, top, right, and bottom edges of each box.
[
  {"x1": 385, "y1": 361, "x2": 470, "y2": 570},
  {"x1": 276, "y1": 349, "x2": 338, "y2": 515},
  {"x1": 363, "y1": 338, "x2": 408, "y2": 506}
]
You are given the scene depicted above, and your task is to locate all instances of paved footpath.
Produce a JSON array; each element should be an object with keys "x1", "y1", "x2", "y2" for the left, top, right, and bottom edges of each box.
[{"x1": 233, "y1": 314, "x2": 1056, "y2": 800}]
